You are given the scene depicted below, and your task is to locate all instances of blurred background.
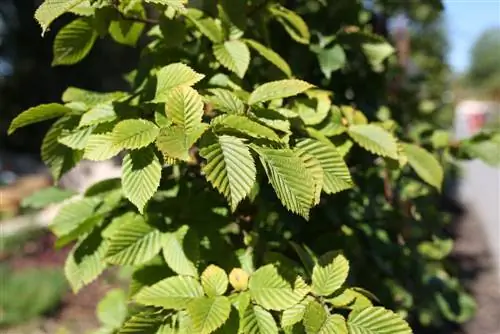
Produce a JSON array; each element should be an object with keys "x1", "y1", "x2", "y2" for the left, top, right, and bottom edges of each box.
[{"x1": 0, "y1": 0, "x2": 499, "y2": 333}]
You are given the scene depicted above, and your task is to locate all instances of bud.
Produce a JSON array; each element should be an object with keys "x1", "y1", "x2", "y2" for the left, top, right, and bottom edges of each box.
[{"x1": 229, "y1": 268, "x2": 249, "y2": 291}]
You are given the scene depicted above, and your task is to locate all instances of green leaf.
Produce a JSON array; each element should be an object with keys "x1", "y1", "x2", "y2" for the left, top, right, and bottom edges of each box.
[
  {"x1": 200, "y1": 135, "x2": 256, "y2": 211},
  {"x1": 41, "y1": 117, "x2": 83, "y2": 180},
  {"x1": 65, "y1": 228, "x2": 108, "y2": 293},
  {"x1": 254, "y1": 148, "x2": 315, "y2": 219},
  {"x1": 244, "y1": 39, "x2": 292, "y2": 77},
  {"x1": 402, "y1": 143, "x2": 444, "y2": 191},
  {"x1": 348, "y1": 124, "x2": 398, "y2": 159},
  {"x1": 213, "y1": 40, "x2": 250, "y2": 78},
  {"x1": 134, "y1": 276, "x2": 204, "y2": 309},
  {"x1": 162, "y1": 225, "x2": 199, "y2": 277},
  {"x1": 347, "y1": 306, "x2": 411, "y2": 334},
  {"x1": 35, "y1": 0, "x2": 86, "y2": 34},
  {"x1": 316, "y1": 45, "x2": 346, "y2": 80},
  {"x1": 241, "y1": 305, "x2": 279, "y2": 334},
  {"x1": 58, "y1": 126, "x2": 94, "y2": 149},
  {"x1": 185, "y1": 12, "x2": 223, "y2": 43},
  {"x1": 297, "y1": 153, "x2": 323, "y2": 206},
  {"x1": 155, "y1": 63, "x2": 205, "y2": 101},
  {"x1": 188, "y1": 296, "x2": 232, "y2": 334},
  {"x1": 268, "y1": 5, "x2": 310, "y2": 44},
  {"x1": 156, "y1": 124, "x2": 208, "y2": 161},
  {"x1": 53, "y1": 18, "x2": 97, "y2": 66},
  {"x1": 97, "y1": 289, "x2": 128, "y2": 329},
  {"x1": 205, "y1": 89, "x2": 245, "y2": 114},
  {"x1": 49, "y1": 197, "x2": 101, "y2": 238},
  {"x1": 63, "y1": 88, "x2": 126, "y2": 108},
  {"x1": 80, "y1": 103, "x2": 117, "y2": 126},
  {"x1": 21, "y1": 187, "x2": 76, "y2": 209},
  {"x1": 118, "y1": 310, "x2": 166, "y2": 333},
  {"x1": 248, "y1": 80, "x2": 314, "y2": 105},
  {"x1": 303, "y1": 301, "x2": 347, "y2": 334},
  {"x1": 281, "y1": 296, "x2": 313, "y2": 328},
  {"x1": 362, "y1": 42, "x2": 395, "y2": 68},
  {"x1": 248, "y1": 264, "x2": 304, "y2": 310},
  {"x1": 106, "y1": 214, "x2": 163, "y2": 265},
  {"x1": 84, "y1": 133, "x2": 122, "y2": 161},
  {"x1": 311, "y1": 252, "x2": 349, "y2": 296},
  {"x1": 296, "y1": 139, "x2": 352, "y2": 194},
  {"x1": 122, "y1": 148, "x2": 162, "y2": 212},
  {"x1": 8, "y1": 103, "x2": 70, "y2": 135},
  {"x1": 145, "y1": 0, "x2": 187, "y2": 13},
  {"x1": 109, "y1": 19, "x2": 145, "y2": 47},
  {"x1": 111, "y1": 119, "x2": 160, "y2": 150},
  {"x1": 202, "y1": 265, "x2": 229, "y2": 297},
  {"x1": 211, "y1": 115, "x2": 281, "y2": 142},
  {"x1": 164, "y1": 86, "x2": 204, "y2": 130}
]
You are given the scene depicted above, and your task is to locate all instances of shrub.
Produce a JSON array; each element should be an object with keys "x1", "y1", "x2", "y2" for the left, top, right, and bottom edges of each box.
[{"x1": 9, "y1": 0, "x2": 500, "y2": 332}]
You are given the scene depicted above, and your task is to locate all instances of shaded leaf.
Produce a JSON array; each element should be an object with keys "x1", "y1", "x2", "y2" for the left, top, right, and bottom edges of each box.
[
  {"x1": 211, "y1": 115, "x2": 281, "y2": 142},
  {"x1": 111, "y1": 119, "x2": 160, "y2": 150},
  {"x1": 21, "y1": 187, "x2": 76, "y2": 209},
  {"x1": 53, "y1": 18, "x2": 97, "y2": 66},
  {"x1": 8, "y1": 103, "x2": 70, "y2": 135},
  {"x1": 156, "y1": 124, "x2": 208, "y2": 161},
  {"x1": 162, "y1": 225, "x2": 199, "y2": 277},
  {"x1": 244, "y1": 39, "x2": 292, "y2": 77},
  {"x1": 241, "y1": 305, "x2": 279, "y2": 334},
  {"x1": 269, "y1": 5, "x2": 310, "y2": 44},
  {"x1": 402, "y1": 143, "x2": 444, "y2": 191},
  {"x1": 188, "y1": 296, "x2": 231, "y2": 334},
  {"x1": 122, "y1": 148, "x2": 162, "y2": 212}
]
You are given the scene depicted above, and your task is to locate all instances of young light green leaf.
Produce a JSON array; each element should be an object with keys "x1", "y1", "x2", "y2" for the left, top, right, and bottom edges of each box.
[
  {"x1": 97, "y1": 289, "x2": 128, "y2": 330},
  {"x1": 8, "y1": 103, "x2": 70, "y2": 135},
  {"x1": 21, "y1": 187, "x2": 76, "y2": 209},
  {"x1": 111, "y1": 119, "x2": 159, "y2": 150},
  {"x1": 311, "y1": 252, "x2": 349, "y2": 296},
  {"x1": 347, "y1": 306, "x2": 411, "y2": 334},
  {"x1": 65, "y1": 229, "x2": 108, "y2": 293},
  {"x1": 162, "y1": 225, "x2": 199, "y2": 277},
  {"x1": 211, "y1": 115, "x2": 281, "y2": 142},
  {"x1": 109, "y1": 19, "x2": 145, "y2": 47},
  {"x1": 188, "y1": 296, "x2": 231, "y2": 334},
  {"x1": 79, "y1": 103, "x2": 117, "y2": 126},
  {"x1": 213, "y1": 40, "x2": 250, "y2": 78},
  {"x1": 200, "y1": 136, "x2": 256, "y2": 211},
  {"x1": 58, "y1": 126, "x2": 94, "y2": 149},
  {"x1": 244, "y1": 39, "x2": 292, "y2": 77},
  {"x1": 35, "y1": 0, "x2": 86, "y2": 34},
  {"x1": 268, "y1": 5, "x2": 310, "y2": 44},
  {"x1": 134, "y1": 276, "x2": 204, "y2": 309},
  {"x1": 164, "y1": 86, "x2": 204, "y2": 130},
  {"x1": 62, "y1": 88, "x2": 126, "y2": 108},
  {"x1": 205, "y1": 89, "x2": 245, "y2": 115},
  {"x1": 53, "y1": 18, "x2": 97, "y2": 66},
  {"x1": 106, "y1": 214, "x2": 163, "y2": 266},
  {"x1": 155, "y1": 63, "x2": 205, "y2": 101},
  {"x1": 296, "y1": 139, "x2": 353, "y2": 194},
  {"x1": 156, "y1": 124, "x2": 208, "y2": 161},
  {"x1": 122, "y1": 148, "x2": 162, "y2": 212},
  {"x1": 348, "y1": 124, "x2": 398, "y2": 159},
  {"x1": 241, "y1": 305, "x2": 279, "y2": 334},
  {"x1": 402, "y1": 143, "x2": 444, "y2": 191},
  {"x1": 281, "y1": 296, "x2": 313, "y2": 328},
  {"x1": 254, "y1": 147, "x2": 315, "y2": 219},
  {"x1": 248, "y1": 80, "x2": 314, "y2": 105},
  {"x1": 202, "y1": 265, "x2": 229, "y2": 297},
  {"x1": 362, "y1": 42, "x2": 395, "y2": 68},
  {"x1": 248, "y1": 264, "x2": 304, "y2": 310},
  {"x1": 84, "y1": 134, "x2": 123, "y2": 161},
  {"x1": 185, "y1": 12, "x2": 223, "y2": 43},
  {"x1": 49, "y1": 197, "x2": 101, "y2": 238}
]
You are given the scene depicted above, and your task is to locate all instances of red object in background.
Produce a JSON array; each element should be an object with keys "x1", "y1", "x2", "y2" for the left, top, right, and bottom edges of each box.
[{"x1": 467, "y1": 112, "x2": 486, "y2": 133}]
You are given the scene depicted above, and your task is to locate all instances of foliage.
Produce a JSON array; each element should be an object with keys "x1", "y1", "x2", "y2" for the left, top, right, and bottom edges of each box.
[
  {"x1": 0, "y1": 266, "x2": 67, "y2": 326},
  {"x1": 464, "y1": 27, "x2": 500, "y2": 99},
  {"x1": 9, "y1": 0, "x2": 500, "y2": 332}
]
